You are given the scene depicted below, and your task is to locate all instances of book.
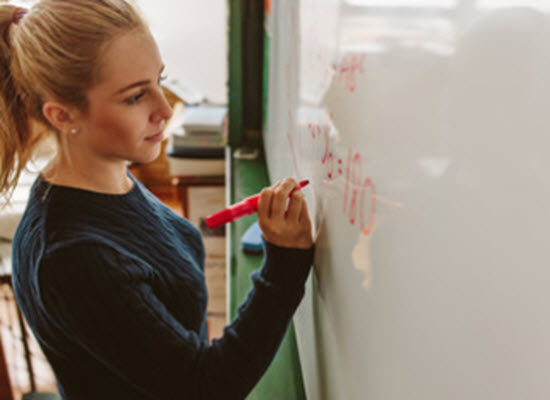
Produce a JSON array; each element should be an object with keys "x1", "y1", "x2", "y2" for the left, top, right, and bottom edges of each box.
[
  {"x1": 166, "y1": 136, "x2": 224, "y2": 176},
  {"x1": 167, "y1": 157, "x2": 225, "y2": 176},
  {"x1": 182, "y1": 105, "x2": 227, "y2": 133},
  {"x1": 165, "y1": 103, "x2": 228, "y2": 154}
]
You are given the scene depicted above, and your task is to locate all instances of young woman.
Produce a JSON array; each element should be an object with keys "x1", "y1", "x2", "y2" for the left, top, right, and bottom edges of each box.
[{"x1": 0, "y1": 1, "x2": 314, "y2": 399}]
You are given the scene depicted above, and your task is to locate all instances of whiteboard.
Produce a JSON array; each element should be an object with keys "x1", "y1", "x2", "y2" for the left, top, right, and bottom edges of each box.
[{"x1": 264, "y1": 1, "x2": 550, "y2": 399}]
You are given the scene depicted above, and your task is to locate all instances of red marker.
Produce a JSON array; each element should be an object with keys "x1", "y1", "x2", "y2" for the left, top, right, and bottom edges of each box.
[{"x1": 205, "y1": 180, "x2": 310, "y2": 229}]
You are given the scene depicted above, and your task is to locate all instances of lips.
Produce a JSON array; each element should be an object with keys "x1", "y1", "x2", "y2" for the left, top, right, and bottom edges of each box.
[{"x1": 145, "y1": 131, "x2": 163, "y2": 141}]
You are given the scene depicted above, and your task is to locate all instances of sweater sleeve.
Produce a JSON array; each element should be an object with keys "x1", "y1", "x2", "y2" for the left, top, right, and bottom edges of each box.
[{"x1": 38, "y1": 240, "x2": 313, "y2": 400}]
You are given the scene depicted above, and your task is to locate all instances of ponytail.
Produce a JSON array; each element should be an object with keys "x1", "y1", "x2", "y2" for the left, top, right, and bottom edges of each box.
[
  {"x1": 0, "y1": 0, "x2": 147, "y2": 202},
  {"x1": 0, "y1": 5, "x2": 39, "y2": 202}
]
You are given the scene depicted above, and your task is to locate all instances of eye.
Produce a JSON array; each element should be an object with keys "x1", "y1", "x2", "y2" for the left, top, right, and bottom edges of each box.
[{"x1": 125, "y1": 90, "x2": 146, "y2": 105}]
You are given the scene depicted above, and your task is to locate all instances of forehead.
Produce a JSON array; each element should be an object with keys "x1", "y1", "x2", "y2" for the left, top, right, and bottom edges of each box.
[{"x1": 95, "y1": 30, "x2": 162, "y2": 93}]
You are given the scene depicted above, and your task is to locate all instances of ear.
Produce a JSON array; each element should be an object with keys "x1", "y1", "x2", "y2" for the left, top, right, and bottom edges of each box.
[{"x1": 42, "y1": 101, "x2": 78, "y2": 134}]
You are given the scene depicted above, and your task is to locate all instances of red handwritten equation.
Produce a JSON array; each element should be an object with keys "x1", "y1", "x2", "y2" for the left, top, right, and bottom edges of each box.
[
  {"x1": 332, "y1": 54, "x2": 367, "y2": 93},
  {"x1": 306, "y1": 120, "x2": 376, "y2": 237},
  {"x1": 282, "y1": 16, "x2": 373, "y2": 235}
]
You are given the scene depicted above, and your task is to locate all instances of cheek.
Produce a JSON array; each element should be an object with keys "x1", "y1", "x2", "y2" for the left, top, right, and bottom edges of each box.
[{"x1": 93, "y1": 107, "x2": 148, "y2": 145}]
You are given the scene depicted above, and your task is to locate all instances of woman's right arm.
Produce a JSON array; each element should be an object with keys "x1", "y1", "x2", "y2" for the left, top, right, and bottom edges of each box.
[{"x1": 39, "y1": 181, "x2": 314, "y2": 400}]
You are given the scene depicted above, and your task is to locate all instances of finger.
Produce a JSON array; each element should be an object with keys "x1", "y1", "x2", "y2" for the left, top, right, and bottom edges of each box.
[
  {"x1": 257, "y1": 188, "x2": 272, "y2": 219},
  {"x1": 298, "y1": 196, "x2": 311, "y2": 226},
  {"x1": 271, "y1": 178, "x2": 298, "y2": 218},
  {"x1": 286, "y1": 190, "x2": 304, "y2": 221},
  {"x1": 266, "y1": 179, "x2": 286, "y2": 218},
  {"x1": 271, "y1": 179, "x2": 284, "y2": 191}
]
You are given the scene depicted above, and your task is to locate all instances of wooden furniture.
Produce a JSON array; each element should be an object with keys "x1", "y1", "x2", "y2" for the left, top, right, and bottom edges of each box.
[
  {"x1": 1, "y1": 247, "x2": 15, "y2": 400},
  {"x1": 171, "y1": 175, "x2": 225, "y2": 218},
  {"x1": 0, "y1": 327, "x2": 14, "y2": 400},
  {"x1": 0, "y1": 271, "x2": 36, "y2": 399}
]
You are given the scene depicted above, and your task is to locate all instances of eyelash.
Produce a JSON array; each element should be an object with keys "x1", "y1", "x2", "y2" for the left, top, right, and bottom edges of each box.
[{"x1": 125, "y1": 75, "x2": 167, "y2": 105}]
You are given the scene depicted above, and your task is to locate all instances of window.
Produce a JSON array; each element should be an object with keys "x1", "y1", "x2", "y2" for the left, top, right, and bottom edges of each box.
[{"x1": 346, "y1": 0, "x2": 458, "y2": 8}]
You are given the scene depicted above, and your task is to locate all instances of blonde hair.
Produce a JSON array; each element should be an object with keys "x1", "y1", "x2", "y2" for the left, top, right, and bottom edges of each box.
[{"x1": 0, "y1": 0, "x2": 147, "y2": 200}]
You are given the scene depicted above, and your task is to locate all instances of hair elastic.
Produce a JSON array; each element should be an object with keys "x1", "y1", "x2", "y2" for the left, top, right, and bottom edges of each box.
[
  {"x1": 3, "y1": 7, "x2": 27, "y2": 45},
  {"x1": 12, "y1": 7, "x2": 28, "y2": 24}
]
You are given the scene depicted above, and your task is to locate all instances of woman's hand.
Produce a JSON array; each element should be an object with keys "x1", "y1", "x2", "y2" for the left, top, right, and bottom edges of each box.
[{"x1": 257, "y1": 178, "x2": 314, "y2": 249}]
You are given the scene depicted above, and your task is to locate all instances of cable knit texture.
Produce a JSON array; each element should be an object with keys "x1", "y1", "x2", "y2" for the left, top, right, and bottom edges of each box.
[{"x1": 11, "y1": 171, "x2": 314, "y2": 400}]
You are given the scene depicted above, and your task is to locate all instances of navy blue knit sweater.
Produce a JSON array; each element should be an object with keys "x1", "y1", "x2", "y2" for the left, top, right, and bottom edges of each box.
[{"x1": 11, "y1": 171, "x2": 313, "y2": 400}]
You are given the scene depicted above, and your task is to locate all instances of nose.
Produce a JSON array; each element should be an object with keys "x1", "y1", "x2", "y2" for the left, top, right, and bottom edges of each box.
[{"x1": 151, "y1": 88, "x2": 173, "y2": 124}]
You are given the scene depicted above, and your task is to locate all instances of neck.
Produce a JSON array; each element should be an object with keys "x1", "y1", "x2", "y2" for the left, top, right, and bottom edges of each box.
[{"x1": 43, "y1": 153, "x2": 134, "y2": 195}]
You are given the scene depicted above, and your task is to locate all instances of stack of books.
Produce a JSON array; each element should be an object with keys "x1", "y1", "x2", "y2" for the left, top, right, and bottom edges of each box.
[{"x1": 166, "y1": 104, "x2": 227, "y2": 176}]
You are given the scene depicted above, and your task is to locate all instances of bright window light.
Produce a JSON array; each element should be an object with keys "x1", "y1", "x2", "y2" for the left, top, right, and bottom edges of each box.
[
  {"x1": 478, "y1": 0, "x2": 550, "y2": 12},
  {"x1": 346, "y1": 0, "x2": 458, "y2": 8}
]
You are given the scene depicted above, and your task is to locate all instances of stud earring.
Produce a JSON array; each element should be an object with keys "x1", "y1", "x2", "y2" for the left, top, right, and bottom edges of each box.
[{"x1": 69, "y1": 128, "x2": 79, "y2": 135}]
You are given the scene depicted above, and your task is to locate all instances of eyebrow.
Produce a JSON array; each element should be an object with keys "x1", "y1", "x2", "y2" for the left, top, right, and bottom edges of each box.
[{"x1": 114, "y1": 65, "x2": 166, "y2": 95}]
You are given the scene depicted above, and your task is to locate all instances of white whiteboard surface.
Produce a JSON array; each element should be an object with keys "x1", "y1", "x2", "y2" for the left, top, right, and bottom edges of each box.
[{"x1": 264, "y1": 1, "x2": 550, "y2": 399}]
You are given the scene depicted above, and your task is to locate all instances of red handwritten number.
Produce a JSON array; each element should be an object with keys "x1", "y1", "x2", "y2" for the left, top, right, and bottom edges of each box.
[
  {"x1": 327, "y1": 152, "x2": 334, "y2": 179},
  {"x1": 336, "y1": 53, "x2": 367, "y2": 93},
  {"x1": 348, "y1": 153, "x2": 362, "y2": 225},
  {"x1": 343, "y1": 148, "x2": 352, "y2": 213},
  {"x1": 348, "y1": 55, "x2": 358, "y2": 92},
  {"x1": 339, "y1": 56, "x2": 348, "y2": 82},
  {"x1": 360, "y1": 177, "x2": 375, "y2": 236},
  {"x1": 321, "y1": 126, "x2": 330, "y2": 164},
  {"x1": 306, "y1": 118, "x2": 376, "y2": 233}
]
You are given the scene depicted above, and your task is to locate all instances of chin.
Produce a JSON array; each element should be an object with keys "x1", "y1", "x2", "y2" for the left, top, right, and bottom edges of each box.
[{"x1": 132, "y1": 144, "x2": 163, "y2": 164}]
